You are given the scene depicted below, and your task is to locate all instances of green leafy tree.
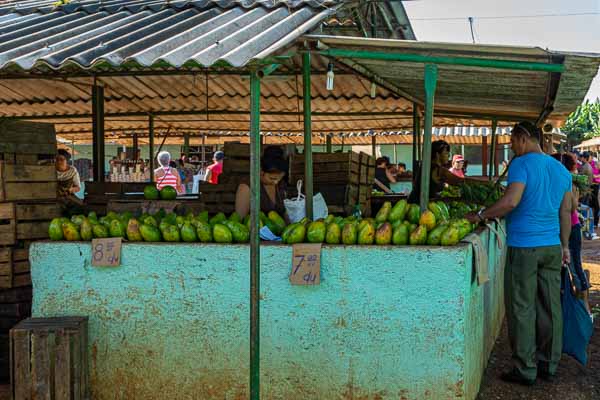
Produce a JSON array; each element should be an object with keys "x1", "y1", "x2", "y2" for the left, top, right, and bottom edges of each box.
[{"x1": 563, "y1": 99, "x2": 600, "y2": 146}]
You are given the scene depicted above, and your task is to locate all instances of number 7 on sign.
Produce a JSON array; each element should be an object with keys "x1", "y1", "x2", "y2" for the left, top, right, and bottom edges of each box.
[{"x1": 293, "y1": 255, "x2": 305, "y2": 275}]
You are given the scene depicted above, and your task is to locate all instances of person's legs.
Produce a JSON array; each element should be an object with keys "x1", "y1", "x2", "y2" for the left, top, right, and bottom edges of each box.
[
  {"x1": 568, "y1": 225, "x2": 590, "y2": 292},
  {"x1": 535, "y1": 245, "x2": 563, "y2": 376},
  {"x1": 505, "y1": 247, "x2": 538, "y2": 380},
  {"x1": 592, "y1": 185, "x2": 600, "y2": 227}
]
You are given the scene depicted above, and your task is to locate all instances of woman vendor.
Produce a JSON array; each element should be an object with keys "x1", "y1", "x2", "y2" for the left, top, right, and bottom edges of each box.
[
  {"x1": 235, "y1": 146, "x2": 288, "y2": 219},
  {"x1": 56, "y1": 149, "x2": 84, "y2": 214},
  {"x1": 409, "y1": 140, "x2": 468, "y2": 202}
]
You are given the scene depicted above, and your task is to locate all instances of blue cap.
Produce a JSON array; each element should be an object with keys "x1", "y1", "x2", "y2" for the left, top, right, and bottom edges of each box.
[{"x1": 214, "y1": 151, "x2": 225, "y2": 161}]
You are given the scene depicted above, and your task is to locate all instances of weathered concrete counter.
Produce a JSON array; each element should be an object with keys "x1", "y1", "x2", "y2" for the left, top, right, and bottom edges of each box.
[{"x1": 31, "y1": 224, "x2": 505, "y2": 400}]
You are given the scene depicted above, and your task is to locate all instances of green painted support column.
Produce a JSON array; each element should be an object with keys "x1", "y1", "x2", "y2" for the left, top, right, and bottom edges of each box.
[
  {"x1": 302, "y1": 52, "x2": 313, "y2": 220},
  {"x1": 412, "y1": 104, "x2": 420, "y2": 172},
  {"x1": 148, "y1": 115, "x2": 154, "y2": 182},
  {"x1": 249, "y1": 71, "x2": 261, "y2": 400},
  {"x1": 371, "y1": 135, "x2": 377, "y2": 157},
  {"x1": 489, "y1": 119, "x2": 498, "y2": 180},
  {"x1": 183, "y1": 133, "x2": 190, "y2": 159},
  {"x1": 326, "y1": 135, "x2": 332, "y2": 153},
  {"x1": 420, "y1": 64, "x2": 438, "y2": 212}
]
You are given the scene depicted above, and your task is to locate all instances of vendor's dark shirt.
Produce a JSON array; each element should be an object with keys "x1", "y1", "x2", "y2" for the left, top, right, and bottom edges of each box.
[
  {"x1": 261, "y1": 181, "x2": 287, "y2": 216},
  {"x1": 374, "y1": 167, "x2": 391, "y2": 190}
]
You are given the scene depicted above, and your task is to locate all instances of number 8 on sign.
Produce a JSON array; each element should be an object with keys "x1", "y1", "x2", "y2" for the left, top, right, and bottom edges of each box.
[{"x1": 93, "y1": 243, "x2": 104, "y2": 262}]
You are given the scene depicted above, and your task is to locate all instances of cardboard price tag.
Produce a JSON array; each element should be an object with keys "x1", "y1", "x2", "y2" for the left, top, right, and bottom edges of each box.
[
  {"x1": 290, "y1": 243, "x2": 321, "y2": 285},
  {"x1": 91, "y1": 238, "x2": 122, "y2": 267}
]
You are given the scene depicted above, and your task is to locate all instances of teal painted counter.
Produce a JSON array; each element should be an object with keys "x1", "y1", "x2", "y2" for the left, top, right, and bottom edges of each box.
[{"x1": 30, "y1": 224, "x2": 505, "y2": 400}]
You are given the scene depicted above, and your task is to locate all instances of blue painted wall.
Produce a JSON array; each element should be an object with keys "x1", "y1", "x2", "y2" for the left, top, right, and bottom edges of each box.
[{"x1": 30, "y1": 233, "x2": 505, "y2": 400}]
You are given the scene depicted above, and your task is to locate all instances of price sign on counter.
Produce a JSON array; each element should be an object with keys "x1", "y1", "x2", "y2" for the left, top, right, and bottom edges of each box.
[
  {"x1": 290, "y1": 243, "x2": 321, "y2": 285},
  {"x1": 91, "y1": 238, "x2": 122, "y2": 267}
]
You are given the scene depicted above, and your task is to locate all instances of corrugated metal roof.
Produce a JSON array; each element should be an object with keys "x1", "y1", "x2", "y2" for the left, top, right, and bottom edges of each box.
[
  {"x1": 0, "y1": 0, "x2": 338, "y2": 71},
  {"x1": 307, "y1": 35, "x2": 600, "y2": 123}
]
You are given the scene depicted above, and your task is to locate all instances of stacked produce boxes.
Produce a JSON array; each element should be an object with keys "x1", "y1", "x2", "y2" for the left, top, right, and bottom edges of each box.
[
  {"x1": 0, "y1": 121, "x2": 58, "y2": 380},
  {"x1": 290, "y1": 151, "x2": 375, "y2": 216}
]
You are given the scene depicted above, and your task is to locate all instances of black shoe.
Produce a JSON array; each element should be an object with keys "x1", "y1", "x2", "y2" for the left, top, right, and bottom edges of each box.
[
  {"x1": 500, "y1": 369, "x2": 536, "y2": 386},
  {"x1": 537, "y1": 363, "x2": 556, "y2": 382}
]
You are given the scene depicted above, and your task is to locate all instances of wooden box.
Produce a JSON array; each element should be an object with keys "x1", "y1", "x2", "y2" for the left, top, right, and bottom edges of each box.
[
  {"x1": 11, "y1": 316, "x2": 89, "y2": 400},
  {"x1": 0, "y1": 121, "x2": 56, "y2": 163},
  {"x1": 0, "y1": 247, "x2": 31, "y2": 289},
  {"x1": 199, "y1": 183, "x2": 237, "y2": 214},
  {"x1": 0, "y1": 162, "x2": 57, "y2": 202},
  {"x1": 0, "y1": 202, "x2": 60, "y2": 246}
]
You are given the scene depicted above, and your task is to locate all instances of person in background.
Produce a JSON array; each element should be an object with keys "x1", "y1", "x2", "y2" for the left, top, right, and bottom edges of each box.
[
  {"x1": 449, "y1": 154, "x2": 465, "y2": 178},
  {"x1": 397, "y1": 162, "x2": 407, "y2": 175},
  {"x1": 462, "y1": 160, "x2": 469, "y2": 176},
  {"x1": 204, "y1": 151, "x2": 224, "y2": 185},
  {"x1": 466, "y1": 121, "x2": 572, "y2": 386},
  {"x1": 580, "y1": 152, "x2": 599, "y2": 239},
  {"x1": 235, "y1": 146, "x2": 288, "y2": 220},
  {"x1": 154, "y1": 151, "x2": 184, "y2": 194},
  {"x1": 559, "y1": 153, "x2": 592, "y2": 316},
  {"x1": 373, "y1": 156, "x2": 396, "y2": 192},
  {"x1": 56, "y1": 149, "x2": 84, "y2": 214}
]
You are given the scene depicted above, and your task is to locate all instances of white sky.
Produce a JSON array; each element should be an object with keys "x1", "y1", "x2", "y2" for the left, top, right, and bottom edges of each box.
[{"x1": 403, "y1": 0, "x2": 600, "y2": 101}]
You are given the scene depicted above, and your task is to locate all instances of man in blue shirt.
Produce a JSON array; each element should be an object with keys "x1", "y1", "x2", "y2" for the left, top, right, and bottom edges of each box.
[{"x1": 467, "y1": 121, "x2": 572, "y2": 385}]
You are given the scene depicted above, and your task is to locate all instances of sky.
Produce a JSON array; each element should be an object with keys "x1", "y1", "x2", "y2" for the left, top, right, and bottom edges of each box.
[{"x1": 403, "y1": 0, "x2": 600, "y2": 101}]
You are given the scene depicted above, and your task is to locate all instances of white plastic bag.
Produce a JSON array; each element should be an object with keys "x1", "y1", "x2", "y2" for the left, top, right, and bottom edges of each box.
[{"x1": 284, "y1": 180, "x2": 328, "y2": 223}]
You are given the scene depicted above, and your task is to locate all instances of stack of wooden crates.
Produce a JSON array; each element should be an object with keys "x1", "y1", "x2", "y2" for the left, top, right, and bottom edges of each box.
[
  {"x1": 0, "y1": 121, "x2": 59, "y2": 381},
  {"x1": 290, "y1": 151, "x2": 376, "y2": 216}
]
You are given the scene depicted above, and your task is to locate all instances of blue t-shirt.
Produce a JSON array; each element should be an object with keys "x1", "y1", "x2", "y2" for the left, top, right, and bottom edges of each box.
[{"x1": 506, "y1": 153, "x2": 571, "y2": 248}]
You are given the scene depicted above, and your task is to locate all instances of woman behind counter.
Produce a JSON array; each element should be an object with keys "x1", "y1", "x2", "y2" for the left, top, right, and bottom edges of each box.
[
  {"x1": 56, "y1": 149, "x2": 84, "y2": 214},
  {"x1": 235, "y1": 146, "x2": 288, "y2": 220},
  {"x1": 408, "y1": 140, "x2": 468, "y2": 202}
]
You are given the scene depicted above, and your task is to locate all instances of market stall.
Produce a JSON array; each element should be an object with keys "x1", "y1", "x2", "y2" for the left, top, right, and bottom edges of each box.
[{"x1": 0, "y1": 0, "x2": 599, "y2": 399}]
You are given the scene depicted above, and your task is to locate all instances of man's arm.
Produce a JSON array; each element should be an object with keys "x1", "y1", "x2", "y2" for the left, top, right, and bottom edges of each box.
[
  {"x1": 559, "y1": 191, "x2": 572, "y2": 264},
  {"x1": 476, "y1": 182, "x2": 525, "y2": 221}
]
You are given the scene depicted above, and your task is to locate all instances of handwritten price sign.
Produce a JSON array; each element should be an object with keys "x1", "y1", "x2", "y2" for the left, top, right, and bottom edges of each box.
[
  {"x1": 91, "y1": 238, "x2": 122, "y2": 267},
  {"x1": 290, "y1": 243, "x2": 321, "y2": 285}
]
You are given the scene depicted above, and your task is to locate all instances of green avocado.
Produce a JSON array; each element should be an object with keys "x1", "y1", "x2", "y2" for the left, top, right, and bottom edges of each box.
[
  {"x1": 407, "y1": 204, "x2": 421, "y2": 225},
  {"x1": 48, "y1": 218, "x2": 64, "y2": 240},
  {"x1": 389, "y1": 200, "x2": 408, "y2": 223},
  {"x1": 181, "y1": 222, "x2": 198, "y2": 242},
  {"x1": 62, "y1": 221, "x2": 81, "y2": 241},
  {"x1": 224, "y1": 221, "x2": 250, "y2": 243},
  {"x1": 126, "y1": 218, "x2": 143, "y2": 242},
  {"x1": 375, "y1": 222, "x2": 392, "y2": 245},
  {"x1": 162, "y1": 225, "x2": 181, "y2": 242},
  {"x1": 92, "y1": 224, "x2": 109, "y2": 239},
  {"x1": 342, "y1": 222, "x2": 358, "y2": 245},
  {"x1": 229, "y1": 212, "x2": 242, "y2": 223},
  {"x1": 109, "y1": 220, "x2": 126, "y2": 238},
  {"x1": 375, "y1": 201, "x2": 392, "y2": 223},
  {"x1": 357, "y1": 220, "x2": 375, "y2": 245},
  {"x1": 284, "y1": 223, "x2": 306, "y2": 244},
  {"x1": 80, "y1": 218, "x2": 93, "y2": 241},
  {"x1": 306, "y1": 221, "x2": 326, "y2": 243},
  {"x1": 210, "y1": 212, "x2": 227, "y2": 227},
  {"x1": 325, "y1": 222, "x2": 341, "y2": 244},
  {"x1": 213, "y1": 223, "x2": 233, "y2": 243},
  {"x1": 140, "y1": 224, "x2": 162, "y2": 242},
  {"x1": 196, "y1": 221, "x2": 213, "y2": 242},
  {"x1": 392, "y1": 224, "x2": 409, "y2": 245},
  {"x1": 426, "y1": 225, "x2": 448, "y2": 246}
]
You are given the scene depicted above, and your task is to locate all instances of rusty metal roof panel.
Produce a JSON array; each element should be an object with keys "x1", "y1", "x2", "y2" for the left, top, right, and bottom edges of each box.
[{"x1": 0, "y1": 0, "x2": 338, "y2": 71}]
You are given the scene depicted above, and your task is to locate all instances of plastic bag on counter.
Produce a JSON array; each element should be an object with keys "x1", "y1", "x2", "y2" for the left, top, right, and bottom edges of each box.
[{"x1": 284, "y1": 180, "x2": 328, "y2": 223}]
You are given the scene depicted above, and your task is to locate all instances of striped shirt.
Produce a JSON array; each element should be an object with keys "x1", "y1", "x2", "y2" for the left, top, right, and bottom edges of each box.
[{"x1": 156, "y1": 167, "x2": 178, "y2": 191}]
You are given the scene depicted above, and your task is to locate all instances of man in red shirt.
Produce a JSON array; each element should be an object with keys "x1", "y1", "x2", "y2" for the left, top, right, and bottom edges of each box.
[{"x1": 205, "y1": 151, "x2": 224, "y2": 184}]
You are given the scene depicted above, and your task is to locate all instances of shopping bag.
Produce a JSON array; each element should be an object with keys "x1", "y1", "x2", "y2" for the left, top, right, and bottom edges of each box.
[
  {"x1": 561, "y1": 266, "x2": 593, "y2": 366},
  {"x1": 284, "y1": 180, "x2": 328, "y2": 223}
]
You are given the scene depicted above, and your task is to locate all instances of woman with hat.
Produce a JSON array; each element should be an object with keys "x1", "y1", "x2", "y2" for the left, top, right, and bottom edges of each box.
[
  {"x1": 235, "y1": 146, "x2": 288, "y2": 220},
  {"x1": 449, "y1": 154, "x2": 465, "y2": 178}
]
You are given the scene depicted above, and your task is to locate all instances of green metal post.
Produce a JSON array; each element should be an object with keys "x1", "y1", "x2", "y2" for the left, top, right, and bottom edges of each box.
[
  {"x1": 317, "y1": 49, "x2": 565, "y2": 72},
  {"x1": 326, "y1": 135, "x2": 332, "y2": 153},
  {"x1": 249, "y1": 71, "x2": 261, "y2": 400},
  {"x1": 302, "y1": 52, "x2": 313, "y2": 220},
  {"x1": 148, "y1": 115, "x2": 154, "y2": 182},
  {"x1": 489, "y1": 119, "x2": 498, "y2": 180},
  {"x1": 412, "y1": 104, "x2": 419, "y2": 172},
  {"x1": 420, "y1": 64, "x2": 438, "y2": 212}
]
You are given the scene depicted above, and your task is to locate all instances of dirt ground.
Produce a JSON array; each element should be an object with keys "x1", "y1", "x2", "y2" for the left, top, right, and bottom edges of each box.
[{"x1": 477, "y1": 239, "x2": 600, "y2": 400}]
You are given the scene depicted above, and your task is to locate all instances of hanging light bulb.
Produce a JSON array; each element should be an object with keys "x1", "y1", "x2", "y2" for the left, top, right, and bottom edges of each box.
[
  {"x1": 370, "y1": 82, "x2": 377, "y2": 98},
  {"x1": 326, "y1": 62, "x2": 335, "y2": 91}
]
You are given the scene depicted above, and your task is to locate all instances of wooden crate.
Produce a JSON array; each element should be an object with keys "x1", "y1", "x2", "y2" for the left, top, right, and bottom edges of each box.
[
  {"x1": 0, "y1": 202, "x2": 60, "y2": 246},
  {"x1": 0, "y1": 121, "x2": 56, "y2": 162},
  {"x1": 11, "y1": 316, "x2": 89, "y2": 400},
  {"x1": 291, "y1": 152, "x2": 369, "y2": 185},
  {"x1": 0, "y1": 162, "x2": 57, "y2": 202},
  {"x1": 199, "y1": 183, "x2": 237, "y2": 214},
  {"x1": 0, "y1": 248, "x2": 31, "y2": 289}
]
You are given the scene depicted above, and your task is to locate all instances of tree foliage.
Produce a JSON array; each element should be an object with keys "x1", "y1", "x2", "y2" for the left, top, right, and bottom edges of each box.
[{"x1": 563, "y1": 99, "x2": 600, "y2": 144}]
